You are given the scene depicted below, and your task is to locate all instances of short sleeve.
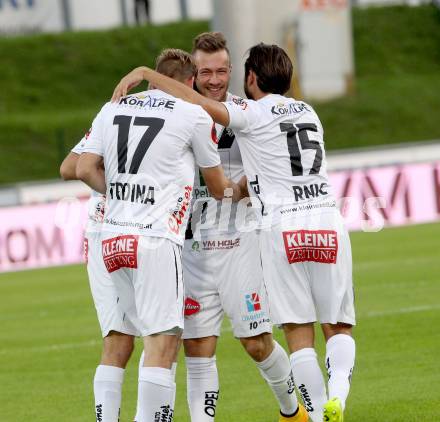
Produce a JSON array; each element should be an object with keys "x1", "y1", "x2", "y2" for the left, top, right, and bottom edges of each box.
[
  {"x1": 71, "y1": 137, "x2": 85, "y2": 155},
  {"x1": 222, "y1": 96, "x2": 258, "y2": 133},
  {"x1": 191, "y1": 108, "x2": 221, "y2": 169},
  {"x1": 80, "y1": 103, "x2": 109, "y2": 156}
]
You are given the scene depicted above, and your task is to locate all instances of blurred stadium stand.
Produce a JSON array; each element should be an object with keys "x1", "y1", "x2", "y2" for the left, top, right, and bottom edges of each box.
[
  {"x1": 0, "y1": 0, "x2": 434, "y2": 36},
  {"x1": 0, "y1": 0, "x2": 212, "y2": 34}
]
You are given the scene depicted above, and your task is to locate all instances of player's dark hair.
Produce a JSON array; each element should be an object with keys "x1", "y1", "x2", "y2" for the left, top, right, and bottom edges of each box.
[
  {"x1": 155, "y1": 48, "x2": 196, "y2": 82},
  {"x1": 192, "y1": 32, "x2": 230, "y2": 56},
  {"x1": 244, "y1": 43, "x2": 293, "y2": 95}
]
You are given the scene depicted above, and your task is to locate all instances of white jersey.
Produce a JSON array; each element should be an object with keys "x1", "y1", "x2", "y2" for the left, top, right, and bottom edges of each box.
[
  {"x1": 189, "y1": 93, "x2": 257, "y2": 237},
  {"x1": 223, "y1": 94, "x2": 336, "y2": 226},
  {"x1": 72, "y1": 138, "x2": 105, "y2": 234},
  {"x1": 82, "y1": 89, "x2": 221, "y2": 245}
]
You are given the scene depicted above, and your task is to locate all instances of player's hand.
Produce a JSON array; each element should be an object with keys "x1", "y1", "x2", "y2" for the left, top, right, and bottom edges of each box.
[
  {"x1": 238, "y1": 175, "x2": 249, "y2": 198},
  {"x1": 111, "y1": 67, "x2": 148, "y2": 102}
]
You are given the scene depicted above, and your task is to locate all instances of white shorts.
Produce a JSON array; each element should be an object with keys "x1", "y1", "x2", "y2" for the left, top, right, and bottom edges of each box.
[
  {"x1": 182, "y1": 230, "x2": 272, "y2": 339},
  {"x1": 85, "y1": 231, "x2": 139, "y2": 337},
  {"x1": 101, "y1": 233, "x2": 184, "y2": 337},
  {"x1": 260, "y1": 210, "x2": 356, "y2": 326}
]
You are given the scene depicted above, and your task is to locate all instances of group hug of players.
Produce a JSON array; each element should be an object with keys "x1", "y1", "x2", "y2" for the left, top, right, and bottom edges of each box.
[{"x1": 60, "y1": 32, "x2": 356, "y2": 422}]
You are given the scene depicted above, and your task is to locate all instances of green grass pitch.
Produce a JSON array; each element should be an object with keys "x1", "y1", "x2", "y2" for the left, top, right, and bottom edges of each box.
[{"x1": 1, "y1": 223, "x2": 439, "y2": 421}]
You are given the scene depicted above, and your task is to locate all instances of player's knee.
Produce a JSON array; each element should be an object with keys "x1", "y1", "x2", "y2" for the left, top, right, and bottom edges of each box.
[
  {"x1": 184, "y1": 337, "x2": 217, "y2": 358},
  {"x1": 145, "y1": 349, "x2": 175, "y2": 368},
  {"x1": 143, "y1": 334, "x2": 180, "y2": 367},
  {"x1": 322, "y1": 323, "x2": 353, "y2": 341},
  {"x1": 102, "y1": 333, "x2": 134, "y2": 366},
  {"x1": 242, "y1": 337, "x2": 272, "y2": 362}
]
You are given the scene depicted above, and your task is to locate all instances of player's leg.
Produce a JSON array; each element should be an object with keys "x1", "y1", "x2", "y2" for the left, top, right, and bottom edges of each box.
[
  {"x1": 134, "y1": 341, "x2": 180, "y2": 421},
  {"x1": 87, "y1": 232, "x2": 139, "y2": 422},
  {"x1": 137, "y1": 332, "x2": 181, "y2": 421},
  {"x1": 221, "y1": 230, "x2": 305, "y2": 421},
  {"x1": 101, "y1": 331, "x2": 135, "y2": 367},
  {"x1": 133, "y1": 237, "x2": 185, "y2": 421},
  {"x1": 239, "y1": 333, "x2": 307, "y2": 421},
  {"x1": 308, "y1": 211, "x2": 356, "y2": 421},
  {"x1": 260, "y1": 225, "x2": 328, "y2": 422},
  {"x1": 94, "y1": 332, "x2": 135, "y2": 422},
  {"x1": 182, "y1": 238, "x2": 222, "y2": 422},
  {"x1": 321, "y1": 324, "x2": 354, "y2": 422},
  {"x1": 284, "y1": 323, "x2": 327, "y2": 422},
  {"x1": 184, "y1": 336, "x2": 220, "y2": 422}
]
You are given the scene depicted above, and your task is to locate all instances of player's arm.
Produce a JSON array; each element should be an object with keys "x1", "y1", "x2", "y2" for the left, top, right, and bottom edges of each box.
[
  {"x1": 60, "y1": 152, "x2": 79, "y2": 180},
  {"x1": 111, "y1": 66, "x2": 231, "y2": 127},
  {"x1": 76, "y1": 153, "x2": 106, "y2": 194},
  {"x1": 192, "y1": 110, "x2": 246, "y2": 201},
  {"x1": 60, "y1": 110, "x2": 106, "y2": 181},
  {"x1": 200, "y1": 165, "x2": 246, "y2": 202},
  {"x1": 76, "y1": 104, "x2": 108, "y2": 193},
  {"x1": 237, "y1": 175, "x2": 249, "y2": 197}
]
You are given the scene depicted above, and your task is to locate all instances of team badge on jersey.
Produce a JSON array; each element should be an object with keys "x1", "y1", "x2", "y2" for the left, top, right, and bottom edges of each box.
[
  {"x1": 102, "y1": 235, "x2": 139, "y2": 273},
  {"x1": 283, "y1": 230, "x2": 338, "y2": 264}
]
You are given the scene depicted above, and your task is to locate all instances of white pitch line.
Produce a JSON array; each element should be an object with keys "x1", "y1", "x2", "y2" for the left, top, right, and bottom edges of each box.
[
  {"x1": 0, "y1": 339, "x2": 101, "y2": 356},
  {"x1": 360, "y1": 304, "x2": 440, "y2": 318},
  {"x1": 354, "y1": 255, "x2": 438, "y2": 271},
  {"x1": 1, "y1": 304, "x2": 438, "y2": 356}
]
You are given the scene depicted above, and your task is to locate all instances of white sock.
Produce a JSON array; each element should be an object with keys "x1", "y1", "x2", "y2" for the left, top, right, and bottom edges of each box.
[
  {"x1": 186, "y1": 356, "x2": 219, "y2": 422},
  {"x1": 169, "y1": 362, "x2": 178, "y2": 414},
  {"x1": 94, "y1": 365, "x2": 125, "y2": 422},
  {"x1": 134, "y1": 352, "x2": 178, "y2": 421},
  {"x1": 134, "y1": 352, "x2": 144, "y2": 422},
  {"x1": 137, "y1": 367, "x2": 175, "y2": 422},
  {"x1": 325, "y1": 334, "x2": 355, "y2": 410},
  {"x1": 171, "y1": 361, "x2": 178, "y2": 380},
  {"x1": 290, "y1": 348, "x2": 327, "y2": 422},
  {"x1": 256, "y1": 341, "x2": 299, "y2": 416}
]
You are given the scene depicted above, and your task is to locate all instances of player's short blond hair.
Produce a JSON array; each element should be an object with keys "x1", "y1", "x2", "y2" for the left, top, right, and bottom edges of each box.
[
  {"x1": 192, "y1": 32, "x2": 229, "y2": 56},
  {"x1": 155, "y1": 48, "x2": 196, "y2": 82}
]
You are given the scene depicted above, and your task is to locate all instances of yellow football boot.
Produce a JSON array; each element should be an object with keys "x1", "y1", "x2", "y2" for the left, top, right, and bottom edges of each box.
[
  {"x1": 323, "y1": 397, "x2": 343, "y2": 422},
  {"x1": 279, "y1": 404, "x2": 309, "y2": 422}
]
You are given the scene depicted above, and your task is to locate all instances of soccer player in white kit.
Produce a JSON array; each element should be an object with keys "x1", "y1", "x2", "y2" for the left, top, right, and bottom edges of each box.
[
  {"x1": 61, "y1": 130, "x2": 140, "y2": 422},
  {"x1": 112, "y1": 43, "x2": 356, "y2": 422},
  {"x1": 76, "y1": 49, "x2": 247, "y2": 422},
  {"x1": 181, "y1": 33, "x2": 306, "y2": 422}
]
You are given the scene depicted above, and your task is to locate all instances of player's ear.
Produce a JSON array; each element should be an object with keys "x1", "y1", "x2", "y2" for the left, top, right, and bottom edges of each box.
[
  {"x1": 248, "y1": 70, "x2": 257, "y2": 86},
  {"x1": 244, "y1": 70, "x2": 253, "y2": 90},
  {"x1": 184, "y1": 76, "x2": 195, "y2": 88}
]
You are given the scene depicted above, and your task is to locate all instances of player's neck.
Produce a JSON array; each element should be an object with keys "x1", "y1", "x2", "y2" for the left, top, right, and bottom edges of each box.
[
  {"x1": 219, "y1": 92, "x2": 228, "y2": 102},
  {"x1": 252, "y1": 91, "x2": 270, "y2": 101}
]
